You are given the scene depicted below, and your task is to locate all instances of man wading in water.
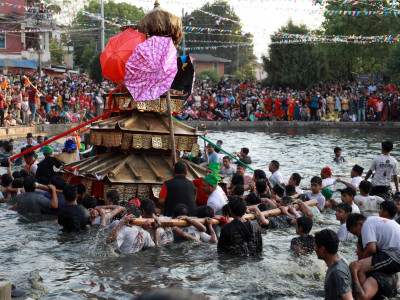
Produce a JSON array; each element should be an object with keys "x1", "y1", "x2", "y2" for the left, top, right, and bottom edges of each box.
[{"x1": 217, "y1": 195, "x2": 262, "y2": 256}]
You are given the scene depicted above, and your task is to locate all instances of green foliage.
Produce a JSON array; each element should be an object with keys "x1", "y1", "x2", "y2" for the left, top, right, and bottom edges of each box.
[
  {"x1": 70, "y1": 0, "x2": 144, "y2": 71},
  {"x1": 263, "y1": 20, "x2": 328, "y2": 89},
  {"x1": 49, "y1": 37, "x2": 66, "y2": 65},
  {"x1": 386, "y1": 43, "x2": 400, "y2": 84},
  {"x1": 89, "y1": 53, "x2": 102, "y2": 83},
  {"x1": 197, "y1": 69, "x2": 220, "y2": 82},
  {"x1": 234, "y1": 63, "x2": 256, "y2": 82},
  {"x1": 317, "y1": 0, "x2": 400, "y2": 80},
  {"x1": 186, "y1": 1, "x2": 255, "y2": 75}
]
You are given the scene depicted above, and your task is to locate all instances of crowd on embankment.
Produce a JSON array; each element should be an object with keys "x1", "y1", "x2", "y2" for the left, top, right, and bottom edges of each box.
[{"x1": 176, "y1": 79, "x2": 400, "y2": 123}]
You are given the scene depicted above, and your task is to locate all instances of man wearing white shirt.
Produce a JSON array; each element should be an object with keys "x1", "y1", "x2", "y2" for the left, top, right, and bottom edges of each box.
[
  {"x1": 337, "y1": 164, "x2": 364, "y2": 190},
  {"x1": 269, "y1": 160, "x2": 284, "y2": 185},
  {"x1": 365, "y1": 140, "x2": 399, "y2": 200},
  {"x1": 202, "y1": 173, "x2": 227, "y2": 215}
]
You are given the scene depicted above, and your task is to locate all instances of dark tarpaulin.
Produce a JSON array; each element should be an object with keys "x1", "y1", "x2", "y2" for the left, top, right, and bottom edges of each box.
[{"x1": 171, "y1": 55, "x2": 194, "y2": 100}]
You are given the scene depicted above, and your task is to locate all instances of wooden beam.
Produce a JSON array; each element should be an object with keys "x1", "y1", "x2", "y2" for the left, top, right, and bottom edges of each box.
[{"x1": 141, "y1": 154, "x2": 163, "y2": 181}]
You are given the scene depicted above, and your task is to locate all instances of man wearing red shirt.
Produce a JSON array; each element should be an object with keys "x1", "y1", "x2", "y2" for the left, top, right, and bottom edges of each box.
[
  {"x1": 0, "y1": 92, "x2": 5, "y2": 127},
  {"x1": 28, "y1": 82, "x2": 39, "y2": 124}
]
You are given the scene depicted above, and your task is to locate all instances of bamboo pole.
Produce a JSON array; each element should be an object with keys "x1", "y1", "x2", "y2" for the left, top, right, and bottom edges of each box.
[
  {"x1": 129, "y1": 199, "x2": 318, "y2": 227},
  {"x1": 10, "y1": 107, "x2": 119, "y2": 161},
  {"x1": 166, "y1": 91, "x2": 177, "y2": 165},
  {"x1": 172, "y1": 116, "x2": 254, "y2": 171}
]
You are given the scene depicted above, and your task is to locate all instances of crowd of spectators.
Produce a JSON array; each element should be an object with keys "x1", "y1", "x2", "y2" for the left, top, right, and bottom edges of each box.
[
  {"x1": 176, "y1": 79, "x2": 400, "y2": 123},
  {"x1": 0, "y1": 71, "x2": 113, "y2": 127}
]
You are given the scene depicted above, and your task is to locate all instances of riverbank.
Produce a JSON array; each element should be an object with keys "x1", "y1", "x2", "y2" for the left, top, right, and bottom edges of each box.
[
  {"x1": 0, "y1": 124, "x2": 70, "y2": 139},
  {"x1": 0, "y1": 120, "x2": 397, "y2": 140},
  {"x1": 182, "y1": 120, "x2": 400, "y2": 130}
]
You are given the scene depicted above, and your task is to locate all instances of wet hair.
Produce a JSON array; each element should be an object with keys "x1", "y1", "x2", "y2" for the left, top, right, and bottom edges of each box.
[
  {"x1": 297, "y1": 235, "x2": 315, "y2": 254},
  {"x1": 241, "y1": 147, "x2": 249, "y2": 155},
  {"x1": 281, "y1": 196, "x2": 294, "y2": 205},
  {"x1": 172, "y1": 203, "x2": 188, "y2": 218},
  {"x1": 140, "y1": 199, "x2": 156, "y2": 215},
  {"x1": 256, "y1": 179, "x2": 267, "y2": 194},
  {"x1": 272, "y1": 184, "x2": 285, "y2": 198},
  {"x1": 298, "y1": 194, "x2": 311, "y2": 202},
  {"x1": 247, "y1": 192, "x2": 261, "y2": 205},
  {"x1": 126, "y1": 205, "x2": 140, "y2": 218},
  {"x1": 174, "y1": 162, "x2": 187, "y2": 175},
  {"x1": 334, "y1": 147, "x2": 341, "y2": 153},
  {"x1": 232, "y1": 184, "x2": 244, "y2": 196},
  {"x1": 19, "y1": 169, "x2": 29, "y2": 178},
  {"x1": 291, "y1": 173, "x2": 302, "y2": 186},
  {"x1": 12, "y1": 171, "x2": 21, "y2": 179},
  {"x1": 1, "y1": 174, "x2": 12, "y2": 187},
  {"x1": 222, "y1": 156, "x2": 230, "y2": 161},
  {"x1": 393, "y1": 192, "x2": 400, "y2": 201},
  {"x1": 228, "y1": 195, "x2": 247, "y2": 217},
  {"x1": 63, "y1": 185, "x2": 77, "y2": 203},
  {"x1": 236, "y1": 163, "x2": 246, "y2": 170},
  {"x1": 310, "y1": 176, "x2": 322, "y2": 185},
  {"x1": 314, "y1": 229, "x2": 339, "y2": 254},
  {"x1": 5, "y1": 144, "x2": 13, "y2": 153},
  {"x1": 106, "y1": 190, "x2": 120, "y2": 205},
  {"x1": 2, "y1": 140, "x2": 10, "y2": 149},
  {"x1": 12, "y1": 178, "x2": 23, "y2": 188},
  {"x1": 253, "y1": 169, "x2": 266, "y2": 180},
  {"x1": 380, "y1": 201, "x2": 398, "y2": 219},
  {"x1": 135, "y1": 288, "x2": 206, "y2": 300},
  {"x1": 297, "y1": 216, "x2": 313, "y2": 234},
  {"x1": 23, "y1": 145, "x2": 35, "y2": 158},
  {"x1": 197, "y1": 206, "x2": 215, "y2": 218},
  {"x1": 49, "y1": 176, "x2": 66, "y2": 190},
  {"x1": 231, "y1": 173, "x2": 244, "y2": 186},
  {"x1": 222, "y1": 204, "x2": 230, "y2": 217},
  {"x1": 285, "y1": 185, "x2": 296, "y2": 197},
  {"x1": 337, "y1": 202, "x2": 352, "y2": 213},
  {"x1": 217, "y1": 140, "x2": 223, "y2": 145},
  {"x1": 81, "y1": 196, "x2": 97, "y2": 209},
  {"x1": 23, "y1": 175, "x2": 36, "y2": 192},
  {"x1": 270, "y1": 160, "x2": 280, "y2": 170},
  {"x1": 359, "y1": 180, "x2": 371, "y2": 194},
  {"x1": 75, "y1": 184, "x2": 86, "y2": 195},
  {"x1": 258, "y1": 203, "x2": 269, "y2": 212},
  {"x1": 0, "y1": 140, "x2": 3, "y2": 147},
  {"x1": 382, "y1": 140, "x2": 393, "y2": 152},
  {"x1": 346, "y1": 213, "x2": 367, "y2": 231}
]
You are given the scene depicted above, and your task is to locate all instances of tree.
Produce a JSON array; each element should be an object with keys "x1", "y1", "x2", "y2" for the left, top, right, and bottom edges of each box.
[
  {"x1": 70, "y1": 0, "x2": 144, "y2": 71},
  {"x1": 197, "y1": 69, "x2": 220, "y2": 82},
  {"x1": 234, "y1": 63, "x2": 256, "y2": 82},
  {"x1": 49, "y1": 37, "x2": 66, "y2": 65},
  {"x1": 317, "y1": 0, "x2": 400, "y2": 80},
  {"x1": 186, "y1": 1, "x2": 256, "y2": 76},
  {"x1": 263, "y1": 20, "x2": 329, "y2": 89},
  {"x1": 89, "y1": 54, "x2": 102, "y2": 83},
  {"x1": 386, "y1": 43, "x2": 400, "y2": 84}
]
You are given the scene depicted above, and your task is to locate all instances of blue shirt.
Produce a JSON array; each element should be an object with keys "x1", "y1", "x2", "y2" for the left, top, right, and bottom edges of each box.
[{"x1": 203, "y1": 151, "x2": 219, "y2": 163}]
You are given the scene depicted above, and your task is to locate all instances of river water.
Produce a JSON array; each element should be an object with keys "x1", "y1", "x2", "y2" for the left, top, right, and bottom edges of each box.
[{"x1": 1, "y1": 128, "x2": 399, "y2": 299}]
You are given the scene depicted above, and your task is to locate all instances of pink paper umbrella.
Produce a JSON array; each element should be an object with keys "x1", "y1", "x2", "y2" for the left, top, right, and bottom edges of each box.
[{"x1": 125, "y1": 36, "x2": 178, "y2": 101}]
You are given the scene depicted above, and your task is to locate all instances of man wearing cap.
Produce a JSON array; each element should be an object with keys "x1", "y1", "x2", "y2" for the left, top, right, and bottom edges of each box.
[
  {"x1": 158, "y1": 162, "x2": 197, "y2": 217},
  {"x1": 321, "y1": 167, "x2": 337, "y2": 191},
  {"x1": 337, "y1": 164, "x2": 364, "y2": 191},
  {"x1": 193, "y1": 162, "x2": 222, "y2": 207},
  {"x1": 36, "y1": 146, "x2": 63, "y2": 185},
  {"x1": 202, "y1": 173, "x2": 228, "y2": 216}
]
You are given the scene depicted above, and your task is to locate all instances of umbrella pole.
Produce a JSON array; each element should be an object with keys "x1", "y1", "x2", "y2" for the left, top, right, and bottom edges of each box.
[{"x1": 166, "y1": 91, "x2": 177, "y2": 165}]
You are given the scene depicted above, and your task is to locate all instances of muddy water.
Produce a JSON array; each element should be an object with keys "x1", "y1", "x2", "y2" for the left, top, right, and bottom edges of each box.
[{"x1": 1, "y1": 128, "x2": 399, "y2": 299}]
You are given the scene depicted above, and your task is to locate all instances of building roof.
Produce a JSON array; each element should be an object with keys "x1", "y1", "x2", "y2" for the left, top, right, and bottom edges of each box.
[
  {"x1": 12, "y1": 60, "x2": 37, "y2": 69},
  {"x1": 190, "y1": 53, "x2": 232, "y2": 64}
]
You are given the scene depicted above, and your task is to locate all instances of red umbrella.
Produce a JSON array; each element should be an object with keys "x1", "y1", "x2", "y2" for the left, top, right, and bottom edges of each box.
[{"x1": 100, "y1": 28, "x2": 146, "y2": 84}]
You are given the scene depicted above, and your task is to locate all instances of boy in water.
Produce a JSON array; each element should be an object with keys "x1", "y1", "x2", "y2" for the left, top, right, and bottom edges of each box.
[
  {"x1": 330, "y1": 186, "x2": 360, "y2": 214},
  {"x1": 335, "y1": 202, "x2": 355, "y2": 242},
  {"x1": 337, "y1": 164, "x2": 364, "y2": 190},
  {"x1": 354, "y1": 180, "x2": 384, "y2": 212},
  {"x1": 290, "y1": 216, "x2": 314, "y2": 255},
  {"x1": 305, "y1": 176, "x2": 325, "y2": 212},
  {"x1": 378, "y1": 201, "x2": 398, "y2": 220},
  {"x1": 333, "y1": 147, "x2": 346, "y2": 163}
]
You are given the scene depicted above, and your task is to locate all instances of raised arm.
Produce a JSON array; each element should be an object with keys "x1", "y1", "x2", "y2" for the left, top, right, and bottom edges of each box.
[
  {"x1": 48, "y1": 184, "x2": 59, "y2": 209},
  {"x1": 204, "y1": 217, "x2": 217, "y2": 243}
]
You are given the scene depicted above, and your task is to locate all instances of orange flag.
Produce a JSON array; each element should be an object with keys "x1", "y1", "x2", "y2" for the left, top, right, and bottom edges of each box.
[{"x1": 24, "y1": 76, "x2": 30, "y2": 87}]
